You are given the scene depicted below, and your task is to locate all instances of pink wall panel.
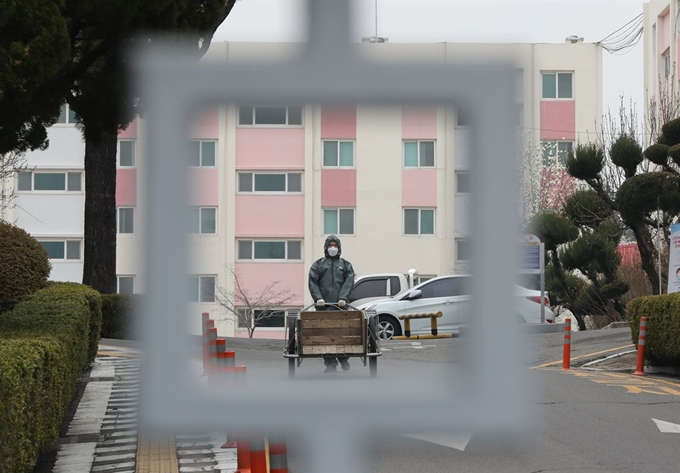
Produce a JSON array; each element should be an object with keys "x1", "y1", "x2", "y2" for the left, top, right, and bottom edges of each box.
[
  {"x1": 235, "y1": 195, "x2": 304, "y2": 237},
  {"x1": 118, "y1": 119, "x2": 137, "y2": 139},
  {"x1": 234, "y1": 263, "x2": 305, "y2": 306},
  {"x1": 402, "y1": 106, "x2": 437, "y2": 140},
  {"x1": 235, "y1": 129, "x2": 305, "y2": 169},
  {"x1": 116, "y1": 169, "x2": 137, "y2": 206},
  {"x1": 188, "y1": 168, "x2": 219, "y2": 206},
  {"x1": 190, "y1": 106, "x2": 220, "y2": 139},
  {"x1": 661, "y1": 12, "x2": 671, "y2": 53},
  {"x1": 540, "y1": 101, "x2": 576, "y2": 140},
  {"x1": 321, "y1": 105, "x2": 357, "y2": 139},
  {"x1": 321, "y1": 169, "x2": 357, "y2": 207},
  {"x1": 402, "y1": 169, "x2": 437, "y2": 207}
]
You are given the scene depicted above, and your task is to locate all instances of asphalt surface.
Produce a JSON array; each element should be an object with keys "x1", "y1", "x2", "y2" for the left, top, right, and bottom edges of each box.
[{"x1": 103, "y1": 327, "x2": 680, "y2": 473}]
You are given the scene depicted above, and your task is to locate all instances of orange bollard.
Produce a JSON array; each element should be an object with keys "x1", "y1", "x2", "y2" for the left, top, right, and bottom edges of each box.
[
  {"x1": 634, "y1": 316, "x2": 648, "y2": 376},
  {"x1": 249, "y1": 437, "x2": 267, "y2": 473},
  {"x1": 268, "y1": 435, "x2": 289, "y2": 473},
  {"x1": 201, "y1": 314, "x2": 211, "y2": 374},
  {"x1": 234, "y1": 437, "x2": 251, "y2": 470},
  {"x1": 562, "y1": 318, "x2": 571, "y2": 370}
]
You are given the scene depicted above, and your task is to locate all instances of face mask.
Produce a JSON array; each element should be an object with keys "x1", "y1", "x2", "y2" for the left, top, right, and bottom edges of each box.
[{"x1": 328, "y1": 247, "x2": 339, "y2": 257}]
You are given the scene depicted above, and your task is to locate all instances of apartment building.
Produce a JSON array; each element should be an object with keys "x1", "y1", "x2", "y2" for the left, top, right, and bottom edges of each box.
[{"x1": 3, "y1": 40, "x2": 602, "y2": 338}]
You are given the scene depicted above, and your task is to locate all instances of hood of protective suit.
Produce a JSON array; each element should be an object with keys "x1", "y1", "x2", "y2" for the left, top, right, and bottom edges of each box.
[{"x1": 324, "y1": 234, "x2": 342, "y2": 258}]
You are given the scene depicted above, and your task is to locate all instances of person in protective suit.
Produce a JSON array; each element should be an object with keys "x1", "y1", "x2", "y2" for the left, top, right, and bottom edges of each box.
[{"x1": 308, "y1": 234, "x2": 356, "y2": 373}]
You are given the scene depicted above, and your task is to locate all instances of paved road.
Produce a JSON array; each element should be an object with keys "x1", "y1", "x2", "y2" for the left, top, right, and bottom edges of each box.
[{"x1": 175, "y1": 328, "x2": 680, "y2": 473}]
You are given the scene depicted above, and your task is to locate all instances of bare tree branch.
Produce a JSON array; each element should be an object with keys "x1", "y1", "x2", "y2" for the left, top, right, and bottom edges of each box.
[{"x1": 215, "y1": 265, "x2": 297, "y2": 338}]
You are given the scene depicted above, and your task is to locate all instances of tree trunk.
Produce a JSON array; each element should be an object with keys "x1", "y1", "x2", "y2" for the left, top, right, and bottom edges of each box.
[
  {"x1": 82, "y1": 126, "x2": 118, "y2": 294},
  {"x1": 631, "y1": 223, "x2": 663, "y2": 295}
]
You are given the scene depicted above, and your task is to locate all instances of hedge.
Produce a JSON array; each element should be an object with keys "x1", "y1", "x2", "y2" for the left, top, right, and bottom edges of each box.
[
  {"x1": 0, "y1": 286, "x2": 94, "y2": 473},
  {"x1": 627, "y1": 293, "x2": 680, "y2": 367},
  {"x1": 41, "y1": 282, "x2": 103, "y2": 363},
  {"x1": 101, "y1": 294, "x2": 139, "y2": 340}
]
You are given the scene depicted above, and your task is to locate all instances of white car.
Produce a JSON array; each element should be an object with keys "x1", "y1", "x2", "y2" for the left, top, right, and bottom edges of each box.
[{"x1": 358, "y1": 275, "x2": 554, "y2": 340}]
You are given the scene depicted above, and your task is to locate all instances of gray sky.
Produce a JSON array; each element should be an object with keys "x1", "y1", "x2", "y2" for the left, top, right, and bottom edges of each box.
[{"x1": 214, "y1": 0, "x2": 645, "y2": 118}]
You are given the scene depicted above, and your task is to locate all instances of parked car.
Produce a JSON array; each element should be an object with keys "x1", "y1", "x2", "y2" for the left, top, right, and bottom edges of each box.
[
  {"x1": 357, "y1": 275, "x2": 554, "y2": 340},
  {"x1": 348, "y1": 269, "x2": 423, "y2": 307}
]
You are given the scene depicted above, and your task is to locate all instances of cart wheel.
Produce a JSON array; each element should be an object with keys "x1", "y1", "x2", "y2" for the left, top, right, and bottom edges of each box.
[
  {"x1": 368, "y1": 315, "x2": 379, "y2": 378},
  {"x1": 288, "y1": 357, "x2": 296, "y2": 378}
]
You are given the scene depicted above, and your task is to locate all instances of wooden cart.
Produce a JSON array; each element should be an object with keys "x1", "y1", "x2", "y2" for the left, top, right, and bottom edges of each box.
[{"x1": 283, "y1": 303, "x2": 381, "y2": 377}]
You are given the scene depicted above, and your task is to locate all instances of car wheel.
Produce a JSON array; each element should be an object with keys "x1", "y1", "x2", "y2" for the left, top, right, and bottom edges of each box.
[{"x1": 378, "y1": 315, "x2": 401, "y2": 340}]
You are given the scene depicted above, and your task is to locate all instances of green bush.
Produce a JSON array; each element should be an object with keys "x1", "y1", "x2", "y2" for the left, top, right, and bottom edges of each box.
[
  {"x1": 40, "y1": 283, "x2": 102, "y2": 363},
  {"x1": 0, "y1": 221, "x2": 51, "y2": 312},
  {"x1": 101, "y1": 294, "x2": 139, "y2": 340},
  {"x1": 0, "y1": 287, "x2": 92, "y2": 473},
  {"x1": 627, "y1": 293, "x2": 680, "y2": 367}
]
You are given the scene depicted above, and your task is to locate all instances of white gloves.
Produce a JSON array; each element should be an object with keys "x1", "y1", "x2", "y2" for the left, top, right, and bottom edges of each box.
[
  {"x1": 316, "y1": 299, "x2": 326, "y2": 307},
  {"x1": 338, "y1": 299, "x2": 347, "y2": 308}
]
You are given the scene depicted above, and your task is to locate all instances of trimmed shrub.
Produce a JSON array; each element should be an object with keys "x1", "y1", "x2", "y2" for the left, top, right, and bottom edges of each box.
[
  {"x1": 101, "y1": 294, "x2": 139, "y2": 340},
  {"x1": 40, "y1": 283, "x2": 103, "y2": 363},
  {"x1": 0, "y1": 221, "x2": 51, "y2": 312},
  {"x1": 0, "y1": 288, "x2": 91, "y2": 473},
  {"x1": 627, "y1": 293, "x2": 680, "y2": 367}
]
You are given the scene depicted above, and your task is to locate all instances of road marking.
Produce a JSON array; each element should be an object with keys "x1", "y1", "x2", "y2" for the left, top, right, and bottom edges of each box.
[
  {"x1": 530, "y1": 344, "x2": 635, "y2": 369},
  {"x1": 653, "y1": 418, "x2": 680, "y2": 433},
  {"x1": 402, "y1": 432, "x2": 473, "y2": 451},
  {"x1": 567, "y1": 371, "x2": 680, "y2": 396},
  {"x1": 381, "y1": 341, "x2": 436, "y2": 352}
]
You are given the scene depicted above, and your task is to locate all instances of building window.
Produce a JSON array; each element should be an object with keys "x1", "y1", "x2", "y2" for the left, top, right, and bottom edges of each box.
[
  {"x1": 118, "y1": 140, "x2": 136, "y2": 167},
  {"x1": 188, "y1": 140, "x2": 216, "y2": 167},
  {"x1": 323, "y1": 208, "x2": 355, "y2": 235},
  {"x1": 541, "y1": 72, "x2": 573, "y2": 99},
  {"x1": 237, "y1": 172, "x2": 303, "y2": 194},
  {"x1": 664, "y1": 52, "x2": 671, "y2": 79},
  {"x1": 541, "y1": 140, "x2": 574, "y2": 166},
  {"x1": 238, "y1": 106, "x2": 303, "y2": 126},
  {"x1": 403, "y1": 208, "x2": 435, "y2": 235},
  {"x1": 56, "y1": 104, "x2": 80, "y2": 124},
  {"x1": 38, "y1": 240, "x2": 81, "y2": 260},
  {"x1": 189, "y1": 275, "x2": 216, "y2": 303},
  {"x1": 117, "y1": 207, "x2": 135, "y2": 234},
  {"x1": 237, "y1": 308, "x2": 300, "y2": 329},
  {"x1": 404, "y1": 141, "x2": 435, "y2": 168},
  {"x1": 17, "y1": 171, "x2": 82, "y2": 192},
  {"x1": 455, "y1": 172, "x2": 471, "y2": 194},
  {"x1": 456, "y1": 239, "x2": 470, "y2": 261},
  {"x1": 117, "y1": 276, "x2": 135, "y2": 295},
  {"x1": 323, "y1": 140, "x2": 354, "y2": 167},
  {"x1": 188, "y1": 207, "x2": 217, "y2": 234},
  {"x1": 237, "y1": 240, "x2": 303, "y2": 261},
  {"x1": 415, "y1": 275, "x2": 436, "y2": 285}
]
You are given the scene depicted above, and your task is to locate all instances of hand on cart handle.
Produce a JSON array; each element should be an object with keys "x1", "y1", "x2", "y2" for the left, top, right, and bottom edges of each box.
[
  {"x1": 338, "y1": 299, "x2": 346, "y2": 308},
  {"x1": 316, "y1": 299, "x2": 325, "y2": 307}
]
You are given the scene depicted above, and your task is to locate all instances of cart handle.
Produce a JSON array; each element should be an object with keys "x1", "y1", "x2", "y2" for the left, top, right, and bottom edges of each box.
[{"x1": 300, "y1": 302, "x2": 362, "y2": 312}]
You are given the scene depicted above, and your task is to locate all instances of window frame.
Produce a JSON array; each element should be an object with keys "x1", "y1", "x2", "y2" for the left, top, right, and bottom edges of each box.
[
  {"x1": 188, "y1": 140, "x2": 217, "y2": 168},
  {"x1": 541, "y1": 71, "x2": 574, "y2": 100},
  {"x1": 54, "y1": 103, "x2": 81, "y2": 125},
  {"x1": 541, "y1": 140, "x2": 574, "y2": 167},
  {"x1": 117, "y1": 275, "x2": 136, "y2": 295},
  {"x1": 188, "y1": 275, "x2": 217, "y2": 304},
  {"x1": 403, "y1": 208, "x2": 436, "y2": 236},
  {"x1": 189, "y1": 207, "x2": 217, "y2": 235},
  {"x1": 403, "y1": 140, "x2": 436, "y2": 168},
  {"x1": 455, "y1": 238, "x2": 470, "y2": 262},
  {"x1": 322, "y1": 207, "x2": 356, "y2": 236},
  {"x1": 236, "y1": 307, "x2": 302, "y2": 330},
  {"x1": 116, "y1": 207, "x2": 136, "y2": 235},
  {"x1": 237, "y1": 106, "x2": 304, "y2": 127},
  {"x1": 37, "y1": 239, "x2": 82, "y2": 261},
  {"x1": 236, "y1": 171, "x2": 304, "y2": 195},
  {"x1": 664, "y1": 52, "x2": 671, "y2": 79},
  {"x1": 322, "y1": 140, "x2": 356, "y2": 168},
  {"x1": 16, "y1": 170, "x2": 84, "y2": 194},
  {"x1": 236, "y1": 239, "x2": 304, "y2": 262},
  {"x1": 117, "y1": 140, "x2": 136, "y2": 168},
  {"x1": 455, "y1": 171, "x2": 471, "y2": 194}
]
